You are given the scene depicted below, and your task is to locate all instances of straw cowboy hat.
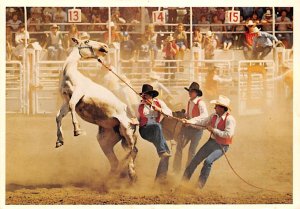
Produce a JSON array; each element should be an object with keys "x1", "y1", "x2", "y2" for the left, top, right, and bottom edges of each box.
[
  {"x1": 140, "y1": 84, "x2": 159, "y2": 98},
  {"x1": 265, "y1": 9, "x2": 272, "y2": 16},
  {"x1": 210, "y1": 95, "x2": 231, "y2": 110},
  {"x1": 166, "y1": 35, "x2": 175, "y2": 42},
  {"x1": 184, "y1": 82, "x2": 203, "y2": 96},
  {"x1": 50, "y1": 24, "x2": 59, "y2": 29},
  {"x1": 252, "y1": 26, "x2": 261, "y2": 33},
  {"x1": 149, "y1": 72, "x2": 160, "y2": 80},
  {"x1": 206, "y1": 30, "x2": 213, "y2": 37},
  {"x1": 80, "y1": 31, "x2": 90, "y2": 39}
]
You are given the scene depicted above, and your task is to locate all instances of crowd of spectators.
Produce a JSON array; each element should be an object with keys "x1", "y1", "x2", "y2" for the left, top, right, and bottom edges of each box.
[{"x1": 6, "y1": 7, "x2": 293, "y2": 61}]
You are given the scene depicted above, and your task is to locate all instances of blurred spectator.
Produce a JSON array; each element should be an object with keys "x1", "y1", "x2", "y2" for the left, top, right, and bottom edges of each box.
[
  {"x1": 210, "y1": 15, "x2": 223, "y2": 47},
  {"x1": 234, "y1": 15, "x2": 246, "y2": 49},
  {"x1": 129, "y1": 9, "x2": 142, "y2": 37},
  {"x1": 254, "y1": 7, "x2": 265, "y2": 19},
  {"x1": 240, "y1": 7, "x2": 254, "y2": 20},
  {"x1": 163, "y1": 35, "x2": 179, "y2": 70},
  {"x1": 40, "y1": 12, "x2": 52, "y2": 31},
  {"x1": 111, "y1": 9, "x2": 126, "y2": 31},
  {"x1": 276, "y1": 10, "x2": 292, "y2": 48},
  {"x1": 173, "y1": 23, "x2": 187, "y2": 60},
  {"x1": 6, "y1": 8, "x2": 17, "y2": 20},
  {"x1": 79, "y1": 7, "x2": 92, "y2": 31},
  {"x1": 261, "y1": 9, "x2": 273, "y2": 32},
  {"x1": 198, "y1": 15, "x2": 210, "y2": 33},
  {"x1": 7, "y1": 13, "x2": 22, "y2": 31},
  {"x1": 6, "y1": 25, "x2": 13, "y2": 61},
  {"x1": 43, "y1": 24, "x2": 64, "y2": 60},
  {"x1": 120, "y1": 31, "x2": 136, "y2": 60},
  {"x1": 223, "y1": 33, "x2": 233, "y2": 51},
  {"x1": 144, "y1": 24, "x2": 158, "y2": 60},
  {"x1": 243, "y1": 20, "x2": 257, "y2": 59},
  {"x1": 120, "y1": 31, "x2": 136, "y2": 78},
  {"x1": 252, "y1": 27, "x2": 281, "y2": 60},
  {"x1": 43, "y1": 7, "x2": 56, "y2": 17},
  {"x1": 250, "y1": 12, "x2": 261, "y2": 27},
  {"x1": 203, "y1": 31, "x2": 217, "y2": 61},
  {"x1": 12, "y1": 24, "x2": 29, "y2": 60},
  {"x1": 168, "y1": 7, "x2": 178, "y2": 24},
  {"x1": 30, "y1": 7, "x2": 43, "y2": 15},
  {"x1": 103, "y1": 22, "x2": 122, "y2": 44},
  {"x1": 64, "y1": 24, "x2": 80, "y2": 53},
  {"x1": 27, "y1": 12, "x2": 41, "y2": 32},
  {"x1": 53, "y1": 7, "x2": 67, "y2": 31},
  {"x1": 136, "y1": 35, "x2": 152, "y2": 78},
  {"x1": 192, "y1": 27, "x2": 202, "y2": 67},
  {"x1": 216, "y1": 7, "x2": 226, "y2": 22},
  {"x1": 90, "y1": 12, "x2": 105, "y2": 31},
  {"x1": 99, "y1": 7, "x2": 109, "y2": 22}
]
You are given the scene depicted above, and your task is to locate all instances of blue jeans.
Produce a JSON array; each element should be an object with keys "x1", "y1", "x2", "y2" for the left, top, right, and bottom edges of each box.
[
  {"x1": 139, "y1": 123, "x2": 170, "y2": 180},
  {"x1": 182, "y1": 138, "x2": 229, "y2": 188},
  {"x1": 173, "y1": 127, "x2": 203, "y2": 173}
]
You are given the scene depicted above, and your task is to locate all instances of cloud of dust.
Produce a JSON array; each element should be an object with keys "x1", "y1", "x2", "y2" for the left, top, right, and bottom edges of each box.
[{"x1": 6, "y1": 87, "x2": 293, "y2": 195}]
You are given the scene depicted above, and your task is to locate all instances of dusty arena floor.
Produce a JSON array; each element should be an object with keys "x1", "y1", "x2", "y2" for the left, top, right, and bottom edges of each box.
[{"x1": 5, "y1": 102, "x2": 293, "y2": 204}]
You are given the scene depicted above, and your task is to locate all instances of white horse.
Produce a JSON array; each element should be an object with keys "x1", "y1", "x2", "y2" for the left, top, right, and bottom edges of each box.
[{"x1": 55, "y1": 38, "x2": 138, "y2": 181}]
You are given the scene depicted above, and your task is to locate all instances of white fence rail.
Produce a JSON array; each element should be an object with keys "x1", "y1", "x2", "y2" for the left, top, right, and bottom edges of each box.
[{"x1": 5, "y1": 46, "x2": 291, "y2": 115}]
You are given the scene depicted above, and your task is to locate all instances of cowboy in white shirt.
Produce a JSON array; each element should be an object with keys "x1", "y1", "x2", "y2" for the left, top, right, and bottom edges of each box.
[
  {"x1": 182, "y1": 95, "x2": 236, "y2": 188},
  {"x1": 137, "y1": 84, "x2": 172, "y2": 181},
  {"x1": 173, "y1": 82, "x2": 208, "y2": 173}
]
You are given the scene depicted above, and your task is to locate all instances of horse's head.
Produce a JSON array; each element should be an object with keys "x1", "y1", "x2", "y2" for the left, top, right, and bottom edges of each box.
[{"x1": 72, "y1": 37, "x2": 109, "y2": 60}]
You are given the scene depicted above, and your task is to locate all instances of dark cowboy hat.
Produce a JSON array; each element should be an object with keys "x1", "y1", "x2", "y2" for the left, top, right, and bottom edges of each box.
[
  {"x1": 140, "y1": 84, "x2": 159, "y2": 98},
  {"x1": 184, "y1": 82, "x2": 203, "y2": 96}
]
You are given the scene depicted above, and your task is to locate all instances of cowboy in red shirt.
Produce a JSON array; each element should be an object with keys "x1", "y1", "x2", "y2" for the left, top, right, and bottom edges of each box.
[
  {"x1": 137, "y1": 84, "x2": 172, "y2": 181},
  {"x1": 173, "y1": 82, "x2": 208, "y2": 173},
  {"x1": 243, "y1": 20, "x2": 258, "y2": 59},
  {"x1": 182, "y1": 95, "x2": 236, "y2": 188}
]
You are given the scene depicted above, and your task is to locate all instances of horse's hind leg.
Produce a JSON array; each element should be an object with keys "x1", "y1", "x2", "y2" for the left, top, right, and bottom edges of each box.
[
  {"x1": 97, "y1": 127, "x2": 121, "y2": 174},
  {"x1": 69, "y1": 89, "x2": 84, "y2": 136},
  {"x1": 55, "y1": 103, "x2": 69, "y2": 148},
  {"x1": 118, "y1": 119, "x2": 138, "y2": 182}
]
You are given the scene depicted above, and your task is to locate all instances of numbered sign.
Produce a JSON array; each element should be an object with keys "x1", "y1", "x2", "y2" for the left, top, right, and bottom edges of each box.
[
  {"x1": 68, "y1": 9, "x2": 81, "y2": 23},
  {"x1": 225, "y1": 10, "x2": 240, "y2": 24},
  {"x1": 152, "y1": 11, "x2": 166, "y2": 24}
]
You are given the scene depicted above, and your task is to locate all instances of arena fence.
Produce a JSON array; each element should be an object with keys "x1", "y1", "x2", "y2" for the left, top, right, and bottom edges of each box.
[{"x1": 5, "y1": 45, "x2": 290, "y2": 115}]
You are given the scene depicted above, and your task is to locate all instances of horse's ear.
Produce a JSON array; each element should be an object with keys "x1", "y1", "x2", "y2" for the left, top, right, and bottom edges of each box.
[{"x1": 72, "y1": 37, "x2": 79, "y2": 45}]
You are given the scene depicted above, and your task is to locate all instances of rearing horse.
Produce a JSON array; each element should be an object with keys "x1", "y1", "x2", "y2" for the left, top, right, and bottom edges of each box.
[{"x1": 55, "y1": 38, "x2": 138, "y2": 181}]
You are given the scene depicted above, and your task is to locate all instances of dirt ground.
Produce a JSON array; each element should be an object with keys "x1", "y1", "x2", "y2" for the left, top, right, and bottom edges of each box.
[{"x1": 5, "y1": 100, "x2": 293, "y2": 205}]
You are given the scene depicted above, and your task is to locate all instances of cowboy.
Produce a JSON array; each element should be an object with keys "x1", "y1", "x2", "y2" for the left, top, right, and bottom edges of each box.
[
  {"x1": 13, "y1": 23, "x2": 30, "y2": 60},
  {"x1": 173, "y1": 82, "x2": 208, "y2": 173},
  {"x1": 182, "y1": 95, "x2": 236, "y2": 188},
  {"x1": 252, "y1": 27, "x2": 281, "y2": 60},
  {"x1": 44, "y1": 24, "x2": 64, "y2": 60},
  {"x1": 243, "y1": 20, "x2": 258, "y2": 60},
  {"x1": 137, "y1": 84, "x2": 172, "y2": 181}
]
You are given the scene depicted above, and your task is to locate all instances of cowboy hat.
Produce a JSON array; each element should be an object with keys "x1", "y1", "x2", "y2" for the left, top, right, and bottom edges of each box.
[
  {"x1": 166, "y1": 35, "x2": 174, "y2": 42},
  {"x1": 80, "y1": 31, "x2": 90, "y2": 39},
  {"x1": 149, "y1": 72, "x2": 160, "y2": 80},
  {"x1": 50, "y1": 24, "x2": 59, "y2": 29},
  {"x1": 252, "y1": 26, "x2": 261, "y2": 33},
  {"x1": 206, "y1": 30, "x2": 213, "y2": 37},
  {"x1": 140, "y1": 84, "x2": 159, "y2": 98},
  {"x1": 210, "y1": 95, "x2": 231, "y2": 110},
  {"x1": 265, "y1": 9, "x2": 272, "y2": 16},
  {"x1": 246, "y1": 20, "x2": 254, "y2": 27},
  {"x1": 184, "y1": 82, "x2": 203, "y2": 96}
]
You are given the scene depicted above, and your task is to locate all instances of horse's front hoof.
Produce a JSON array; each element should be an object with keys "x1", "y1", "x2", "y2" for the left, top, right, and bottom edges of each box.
[
  {"x1": 55, "y1": 141, "x2": 64, "y2": 148},
  {"x1": 74, "y1": 129, "x2": 86, "y2": 136}
]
